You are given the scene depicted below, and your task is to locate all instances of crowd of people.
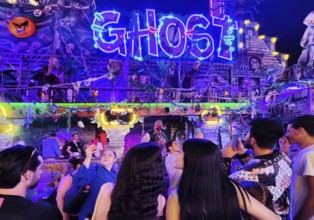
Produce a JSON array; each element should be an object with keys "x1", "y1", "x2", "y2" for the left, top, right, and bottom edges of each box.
[{"x1": 1, "y1": 114, "x2": 314, "y2": 220}]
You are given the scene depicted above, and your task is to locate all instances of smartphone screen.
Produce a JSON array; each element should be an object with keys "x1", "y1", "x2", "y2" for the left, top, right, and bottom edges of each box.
[
  {"x1": 92, "y1": 138, "x2": 98, "y2": 145},
  {"x1": 231, "y1": 135, "x2": 239, "y2": 149}
]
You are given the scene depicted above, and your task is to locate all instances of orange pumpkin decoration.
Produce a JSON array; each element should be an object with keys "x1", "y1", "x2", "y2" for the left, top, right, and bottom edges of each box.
[{"x1": 8, "y1": 17, "x2": 36, "y2": 38}]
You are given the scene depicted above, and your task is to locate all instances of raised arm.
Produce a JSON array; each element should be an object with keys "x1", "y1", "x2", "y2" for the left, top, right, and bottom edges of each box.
[
  {"x1": 72, "y1": 145, "x2": 97, "y2": 187},
  {"x1": 92, "y1": 183, "x2": 114, "y2": 220},
  {"x1": 166, "y1": 193, "x2": 180, "y2": 220},
  {"x1": 56, "y1": 175, "x2": 72, "y2": 220}
]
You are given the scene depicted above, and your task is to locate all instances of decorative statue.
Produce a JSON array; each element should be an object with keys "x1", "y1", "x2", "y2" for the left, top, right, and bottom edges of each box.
[{"x1": 298, "y1": 10, "x2": 314, "y2": 68}]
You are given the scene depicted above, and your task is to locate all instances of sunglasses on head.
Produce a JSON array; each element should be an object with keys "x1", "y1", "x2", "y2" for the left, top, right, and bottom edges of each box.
[{"x1": 23, "y1": 148, "x2": 36, "y2": 173}]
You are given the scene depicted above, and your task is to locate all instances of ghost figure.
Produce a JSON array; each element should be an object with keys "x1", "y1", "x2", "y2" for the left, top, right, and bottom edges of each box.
[
  {"x1": 33, "y1": 9, "x2": 42, "y2": 17},
  {"x1": 298, "y1": 10, "x2": 314, "y2": 68}
]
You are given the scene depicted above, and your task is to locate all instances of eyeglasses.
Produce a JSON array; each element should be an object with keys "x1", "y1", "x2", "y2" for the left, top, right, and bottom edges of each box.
[{"x1": 23, "y1": 148, "x2": 36, "y2": 173}]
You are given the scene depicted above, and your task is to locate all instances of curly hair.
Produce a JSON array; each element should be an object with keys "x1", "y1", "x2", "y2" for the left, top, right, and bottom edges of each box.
[{"x1": 108, "y1": 142, "x2": 164, "y2": 220}]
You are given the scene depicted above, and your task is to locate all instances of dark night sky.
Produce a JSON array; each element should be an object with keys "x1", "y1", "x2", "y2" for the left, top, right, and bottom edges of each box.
[
  {"x1": 256, "y1": 0, "x2": 314, "y2": 65},
  {"x1": 96, "y1": 0, "x2": 314, "y2": 65}
]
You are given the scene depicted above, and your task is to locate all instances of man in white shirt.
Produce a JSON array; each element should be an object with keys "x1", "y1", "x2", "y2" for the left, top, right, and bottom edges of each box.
[
  {"x1": 286, "y1": 115, "x2": 314, "y2": 220},
  {"x1": 165, "y1": 140, "x2": 182, "y2": 195}
]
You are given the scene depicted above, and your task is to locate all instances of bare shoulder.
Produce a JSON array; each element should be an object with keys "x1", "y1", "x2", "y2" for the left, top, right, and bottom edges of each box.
[{"x1": 101, "y1": 182, "x2": 115, "y2": 195}]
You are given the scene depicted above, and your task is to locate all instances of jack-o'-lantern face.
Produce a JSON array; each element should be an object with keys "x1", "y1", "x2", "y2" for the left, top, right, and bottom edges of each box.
[{"x1": 8, "y1": 17, "x2": 36, "y2": 38}]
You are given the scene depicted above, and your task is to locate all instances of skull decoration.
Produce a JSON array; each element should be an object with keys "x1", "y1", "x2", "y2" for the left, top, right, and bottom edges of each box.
[
  {"x1": 33, "y1": 9, "x2": 42, "y2": 17},
  {"x1": 249, "y1": 56, "x2": 261, "y2": 71},
  {"x1": 8, "y1": 17, "x2": 36, "y2": 38},
  {"x1": 44, "y1": 5, "x2": 52, "y2": 12},
  {"x1": 107, "y1": 59, "x2": 123, "y2": 75},
  {"x1": 66, "y1": 43, "x2": 75, "y2": 54}
]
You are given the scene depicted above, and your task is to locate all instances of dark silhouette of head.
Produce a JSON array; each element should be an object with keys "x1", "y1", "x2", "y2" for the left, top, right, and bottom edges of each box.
[
  {"x1": 240, "y1": 181, "x2": 274, "y2": 220},
  {"x1": 246, "y1": 118, "x2": 285, "y2": 149},
  {"x1": 0, "y1": 145, "x2": 41, "y2": 188},
  {"x1": 240, "y1": 181, "x2": 273, "y2": 210},
  {"x1": 165, "y1": 140, "x2": 176, "y2": 152}
]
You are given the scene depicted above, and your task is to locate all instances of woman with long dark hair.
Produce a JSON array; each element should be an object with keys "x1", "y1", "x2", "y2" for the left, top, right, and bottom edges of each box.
[
  {"x1": 92, "y1": 142, "x2": 165, "y2": 220},
  {"x1": 166, "y1": 138, "x2": 279, "y2": 220}
]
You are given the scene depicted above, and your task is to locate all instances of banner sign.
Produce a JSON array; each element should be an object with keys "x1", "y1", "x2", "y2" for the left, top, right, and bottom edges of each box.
[{"x1": 92, "y1": 9, "x2": 238, "y2": 61}]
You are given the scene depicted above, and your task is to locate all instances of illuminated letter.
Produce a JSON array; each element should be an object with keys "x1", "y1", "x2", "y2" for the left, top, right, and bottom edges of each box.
[
  {"x1": 213, "y1": 15, "x2": 238, "y2": 60},
  {"x1": 92, "y1": 11, "x2": 127, "y2": 56},
  {"x1": 186, "y1": 14, "x2": 214, "y2": 60},
  {"x1": 131, "y1": 9, "x2": 158, "y2": 60},
  {"x1": 158, "y1": 16, "x2": 187, "y2": 58}
]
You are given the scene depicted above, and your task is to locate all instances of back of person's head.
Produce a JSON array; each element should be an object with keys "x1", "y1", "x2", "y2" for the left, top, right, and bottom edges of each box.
[
  {"x1": 50, "y1": 133, "x2": 57, "y2": 137},
  {"x1": 165, "y1": 140, "x2": 175, "y2": 152},
  {"x1": 249, "y1": 118, "x2": 285, "y2": 149},
  {"x1": 0, "y1": 145, "x2": 41, "y2": 188},
  {"x1": 108, "y1": 142, "x2": 163, "y2": 220},
  {"x1": 178, "y1": 138, "x2": 242, "y2": 220},
  {"x1": 68, "y1": 156, "x2": 85, "y2": 170},
  {"x1": 240, "y1": 181, "x2": 274, "y2": 220},
  {"x1": 289, "y1": 115, "x2": 314, "y2": 137},
  {"x1": 240, "y1": 181, "x2": 273, "y2": 210}
]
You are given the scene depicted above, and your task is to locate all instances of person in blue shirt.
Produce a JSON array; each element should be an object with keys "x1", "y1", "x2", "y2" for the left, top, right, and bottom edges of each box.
[
  {"x1": 72, "y1": 145, "x2": 116, "y2": 220},
  {"x1": 42, "y1": 133, "x2": 63, "y2": 159}
]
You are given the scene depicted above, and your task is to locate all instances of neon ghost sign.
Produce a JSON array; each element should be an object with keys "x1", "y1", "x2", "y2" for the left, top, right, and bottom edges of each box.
[{"x1": 91, "y1": 9, "x2": 237, "y2": 61}]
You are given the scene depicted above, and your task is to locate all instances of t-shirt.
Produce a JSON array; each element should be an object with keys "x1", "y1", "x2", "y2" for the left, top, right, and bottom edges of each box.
[
  {"x1": 0, "y1": 194, "x2": 61, "y2": 220},
  {"x1": 165, "y1": 153, "x2": 182, "y2": 195},
  {"x1": 68, "y1": 141, "x2": 84, "y2": 157},
  {"x1": 290, "y1": 145, "x2": 314, "y2": 220},
  {"x1": 42, "y1": 137, "x2": 61, "y2": 159}
]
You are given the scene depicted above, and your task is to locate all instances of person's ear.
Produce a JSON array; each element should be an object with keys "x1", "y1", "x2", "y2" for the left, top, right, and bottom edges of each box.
[
  {"x1": 23, "y1": 170, "x2": 33, "y2": 181},
  {"x1": 298, "y1": 127, "x2": 307, "y2": 137},
  {"x1": 250, "y1": 137, "x2": 256, "y2": 146}
]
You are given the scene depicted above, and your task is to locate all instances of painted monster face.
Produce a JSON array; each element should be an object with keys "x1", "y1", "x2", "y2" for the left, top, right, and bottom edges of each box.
[{"x1": 8, "y1": 17, "x2": 36, "y2": 38}]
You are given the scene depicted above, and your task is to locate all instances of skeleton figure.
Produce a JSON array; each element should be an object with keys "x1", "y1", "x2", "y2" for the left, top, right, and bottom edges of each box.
[
  {"x1": 298, "y1": 10, "x2": 314, "y2": 68},
  {"x1": 66, "y1": 43, "x2": 75, "y2": 54}
]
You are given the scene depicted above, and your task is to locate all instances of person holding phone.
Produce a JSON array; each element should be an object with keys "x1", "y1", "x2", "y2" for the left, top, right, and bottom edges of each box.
[
  {"x1": 222, "y1": 118, "x2": 292, "y2": 218},
  {"x1": 90, "y1": 137, "x2": 104, "y2": 158},
  {"x1": 72, "y1": 145, "x2": 117, "y2": 220}
]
